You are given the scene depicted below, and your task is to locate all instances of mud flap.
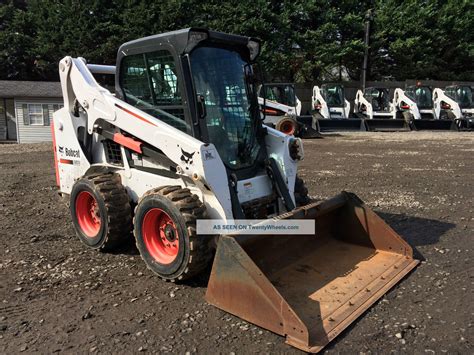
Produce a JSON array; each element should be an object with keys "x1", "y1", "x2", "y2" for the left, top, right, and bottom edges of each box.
[
  {"x1": 206, "y1": 192, "x2": 419, "y2": 353},
  {"x1": 365, "y1": 119, "x2": 411, "y2": 132}
]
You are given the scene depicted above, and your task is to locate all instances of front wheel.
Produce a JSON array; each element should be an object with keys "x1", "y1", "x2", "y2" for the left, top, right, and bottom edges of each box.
[
  {"x1": 70, "y1": 173, "x2": 132, "y2": 251},
  {"x1": 133, "y1": 186, "x2": 212, "y2": 282}
]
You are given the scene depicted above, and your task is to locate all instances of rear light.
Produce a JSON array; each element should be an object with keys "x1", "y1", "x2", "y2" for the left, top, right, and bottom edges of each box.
[
  {"x1": 400, "y1": 103, "x2": 410, "y2": 110},
  {"x1": 441, "y1": 102, "x2": 451, "y2": 110},
  {"x1": 314, "y1": 103, "x2": 322, "y2": 110},
  {"x1": 261, "y1": 107, "x2": 282, "y2": 116}
]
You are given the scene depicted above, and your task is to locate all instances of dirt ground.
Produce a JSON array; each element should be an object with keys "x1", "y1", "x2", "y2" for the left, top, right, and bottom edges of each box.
[{"x1": 0, "y1": 131, "x2": 473, "y2": 354}]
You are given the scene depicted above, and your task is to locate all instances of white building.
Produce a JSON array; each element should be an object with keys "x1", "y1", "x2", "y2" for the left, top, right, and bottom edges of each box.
[{"x1": 0, "y1": 81, "x2": 63, "y2": 143}]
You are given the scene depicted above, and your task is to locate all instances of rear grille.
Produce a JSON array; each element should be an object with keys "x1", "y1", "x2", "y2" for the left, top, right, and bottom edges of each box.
[
  {"x1": 241, "y1": 194, "x2": 277, "y2": 219},
  {"x1": 104, "y1": 140, "x2": 123, "y2": 165}
]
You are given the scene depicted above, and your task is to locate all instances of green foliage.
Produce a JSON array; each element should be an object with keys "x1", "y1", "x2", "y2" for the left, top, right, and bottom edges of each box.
[
  {"x1": 371, "y1": 0, "x2": 474, "y2": 80},
  {"x1": 0, "y1": 0, "x2": 472, "y2": 82}
]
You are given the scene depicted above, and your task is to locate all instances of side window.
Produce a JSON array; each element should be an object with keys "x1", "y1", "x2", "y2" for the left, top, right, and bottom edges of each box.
[
  {"x1": 146, "y1": 51, "x2": 185, "y2": 123},
  {"x1": 121, "y1": 50, "x2": 188, "y2": 133},
  {"x1": 445, "y1": 88, "x2": 454, "y2": 99},
  {"x1": 121, "y1": 54, "x2": 152, "y2": 110}
]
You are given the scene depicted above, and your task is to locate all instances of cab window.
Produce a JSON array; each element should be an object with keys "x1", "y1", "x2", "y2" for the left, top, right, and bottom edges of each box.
[{"x1": 120, "y1": 50, "x2": 189, "y2": 133}]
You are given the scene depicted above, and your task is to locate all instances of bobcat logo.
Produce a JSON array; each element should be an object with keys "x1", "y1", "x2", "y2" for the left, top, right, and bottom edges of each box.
[
  {"x1": 180, "y1": 149, "x2": 195, "y2": 170},
  {"x1": 203, "y1": 149, "x2": 215, "y2": 161},
  {"x1": 58, "y1": 146, "x2": 64, "y2": 154}
]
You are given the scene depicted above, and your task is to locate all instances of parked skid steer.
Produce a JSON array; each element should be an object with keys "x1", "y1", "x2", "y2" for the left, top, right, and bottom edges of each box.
[
  {"x1": 52, "y1": 29, "x2": 418, "y2": 353},
  {"x1": 258, "y1": 83, "x2": 320, "y2": 138},
  {"x1": 394, "y1": 86, "x2": 457, "y2": 131},
  {"x1": 354, "y1": 87, "x2": 410, "y2": 131},
  {"x1": 312, "y1": 84, "x2": 365, "y2": 132},
  {"x1": 433, "y1": 86, "x2": 474, "y2": 130},
  {"x1": 258, "y1": 83, "x2": 301, "y2": 136}
]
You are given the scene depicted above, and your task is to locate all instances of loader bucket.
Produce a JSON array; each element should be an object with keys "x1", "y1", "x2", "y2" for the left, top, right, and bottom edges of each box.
[
  {"x1": 456, "y1": 117, "x2": 474, "y2": 131},
  {"x1": 411, "y1": 119, "x2": 458, "y2": 131},
  {"x1": 206, "y1": 192, "x2": 419, "y2": 353},
  {"x1": 296, "y1": 115, "x2": 323, "y2": 138},
  {"x1": 316, "y1": 118, "x2": 366, "y2": 132},
  {"x1": 365, "y1": 119, "x2": 411, "y2": 132}
]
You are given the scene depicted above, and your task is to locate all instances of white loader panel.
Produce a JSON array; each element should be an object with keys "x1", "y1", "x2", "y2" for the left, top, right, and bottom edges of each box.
[
  {"x1": 393, "y1": 88, "x2": 421, "y2": 120},
  {"x1": 53, "y1": 55, "x2": 300, "y2": 222},
  {"x1": 52, "y1": 109, "x2": 91, "y2": 192}
]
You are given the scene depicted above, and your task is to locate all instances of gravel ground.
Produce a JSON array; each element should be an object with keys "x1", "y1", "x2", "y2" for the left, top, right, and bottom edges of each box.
[{"x1": 0, "y1": 131, "x2": 473, "y2": 354}]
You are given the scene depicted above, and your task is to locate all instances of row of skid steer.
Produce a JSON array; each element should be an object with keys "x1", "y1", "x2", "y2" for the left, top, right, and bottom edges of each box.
[
  {"x1": 259, "y1": 82, "x2": 473, "y2": 135},
  {"x1": 52, "y1": 28, "x2": 419, "y2": 353}
]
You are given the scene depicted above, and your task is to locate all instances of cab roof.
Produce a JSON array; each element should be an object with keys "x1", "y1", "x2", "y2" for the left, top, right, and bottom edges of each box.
[{"x1": 118, "y1": 28, "x2": 258, "y2": 57}]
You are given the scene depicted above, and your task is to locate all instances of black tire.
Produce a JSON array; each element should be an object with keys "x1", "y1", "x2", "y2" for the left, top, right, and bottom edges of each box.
[
  {"x1": 133, "y1": 186, "x2": 212, "y2": 282},
  {"x1": 439, "y1": 110, "x2": 449, "y2": 120},
  {"x1": 313, "y1": 112, "x2": 324, "y2": 120},
  {"x1": 447, "y1": 111, "x2": 456, "y2": 120},
  {"x1": 402, "y1": 111, "x2": 414, "y2": 122},
  {"x1": 294, "y1": 175, "x2": 310, "y2": 206},
  {"x1": 70, "y1": 173, "x2": 132, "y2": 251}
]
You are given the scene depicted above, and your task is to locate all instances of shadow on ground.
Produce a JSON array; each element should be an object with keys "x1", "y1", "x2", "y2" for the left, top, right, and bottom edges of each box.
[{"x1": 377, "y1": 211, "x2": 456, "y2": 259}]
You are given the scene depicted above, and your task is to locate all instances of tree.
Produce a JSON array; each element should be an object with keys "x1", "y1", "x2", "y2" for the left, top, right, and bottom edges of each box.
[
  {"x1": 371, "y1": 0, "x2": 474, "y2": 81},
  {"x1": 0, "y1": 1, "x2": 36, "y2": 79},
  {"x1": 0, "y1": 0, "x2": 472, "y2": 82}
]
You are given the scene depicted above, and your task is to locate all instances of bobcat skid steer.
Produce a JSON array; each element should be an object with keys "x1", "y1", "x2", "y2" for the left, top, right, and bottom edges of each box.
[
  {"x1": 258, "y1": 83, "x2": 301, "y2": 135},
  {"x1": 258, "y1": 83, "x2": 320, "y2": 138},
  {"x1": 354, "y1": 87, "x2": 410, "y2": 131},
  {"x1": 394, "y1": 86, "x2": 456, "y2": 131},
  {"x1": 312, "y1": 84, "x2": 366, "y2": 132},
  {"x1": 52, "y1": 28, "x2": 418, "y2": 353},
  {"x1": 433, "y1": 86, "x2": 474, "y2": 130}
]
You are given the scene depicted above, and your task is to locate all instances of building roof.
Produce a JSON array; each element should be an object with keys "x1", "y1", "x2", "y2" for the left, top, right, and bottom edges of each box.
[{"x1": 0, "y1": 80, "x2": 62, "y2": 98}]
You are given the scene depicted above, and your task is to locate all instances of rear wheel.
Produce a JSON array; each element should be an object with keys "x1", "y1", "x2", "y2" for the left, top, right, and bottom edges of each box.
[
  {"x1": 276, "y1": 117, "x2": 297, "y2": 135},
  {"x1": 134, "y1": 186, "x2": 212, "y2": 281},
  {"x1": 70, "y1": 173, "x2": 132, "y2": 251}
]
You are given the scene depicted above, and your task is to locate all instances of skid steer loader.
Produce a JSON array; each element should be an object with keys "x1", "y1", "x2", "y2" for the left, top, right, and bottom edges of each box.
[
  {"x1": 312, "y1": 84, "x2": 365, "y2": 132},
  {"x1": 52, "y1": 28, "x2": 418, "y2": 353},
  {"x1": 433, "y1": 85, "x2": 474, "y2": 130},
  {"x1": 354, "y1": 87, "x2": 410, "y2": 131},
  {"x1": 258, "y1": 83, "x2": 301, "y2": 135},
  {"x1": 258, "y1": 83, "x2": 320, "y2": 138},
  {"x1": 394, "y1": 86, "x2": 456, "y2": 131}
]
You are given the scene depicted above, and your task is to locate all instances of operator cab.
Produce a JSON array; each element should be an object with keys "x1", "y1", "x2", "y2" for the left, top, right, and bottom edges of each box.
[
  {"x1": 116, "y1": 28, "x2": 264, "y2": 175},
  {"x1": 445, "y1": 85, "x2": 474, "y2": 108},
  {"x1": 260, "y1": 83, "x2": 297, "y2": 108},
  {"x1": 364, "y1": 87, "x2": 392, "y2": 112},
  {"x1": 321, "y1": 84, "x2": 345, "y2": 108},
  {"x1": 405, "y1": 85, "x2": 433, "y2": 109}
]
